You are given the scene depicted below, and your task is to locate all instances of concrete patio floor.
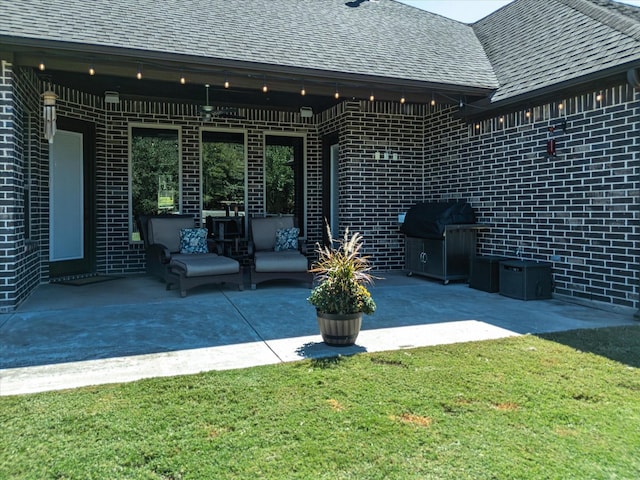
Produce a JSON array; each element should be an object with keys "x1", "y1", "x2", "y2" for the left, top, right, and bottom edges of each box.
[{"x1": 1, "y1": 271, "x2": 636, "y2": 396}]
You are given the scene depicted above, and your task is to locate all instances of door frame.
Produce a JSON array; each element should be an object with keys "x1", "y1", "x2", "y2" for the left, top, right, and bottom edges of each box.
[
  {"x1": 48, "y1": 116, "x2": 96, "y2": 278},
  {"x1": 321, "y1": 132, "x2": 339, "y2": 247}
]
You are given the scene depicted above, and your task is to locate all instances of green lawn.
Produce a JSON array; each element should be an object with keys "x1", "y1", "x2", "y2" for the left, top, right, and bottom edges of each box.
[{"x1": 2, "y1": 325, "x2": 639, "y2": 479}]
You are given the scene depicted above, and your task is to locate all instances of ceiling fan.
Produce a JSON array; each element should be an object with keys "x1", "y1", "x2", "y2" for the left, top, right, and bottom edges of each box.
[{"x1": 200, "y1": 84, "x2": 244, "y2": 120}]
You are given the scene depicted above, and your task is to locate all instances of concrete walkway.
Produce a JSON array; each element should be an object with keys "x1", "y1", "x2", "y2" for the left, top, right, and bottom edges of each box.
[{"x1": 1, "y1": 272, "x2": 636, "y2": 396}]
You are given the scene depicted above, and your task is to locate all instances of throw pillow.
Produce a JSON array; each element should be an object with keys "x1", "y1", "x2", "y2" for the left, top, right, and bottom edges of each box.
[
  {"x1": 180, "y1": 228, "x2": 209, "y2": 254},
  {"x1": 275, "y1": 227, "x2": 299, "y2": 251}
]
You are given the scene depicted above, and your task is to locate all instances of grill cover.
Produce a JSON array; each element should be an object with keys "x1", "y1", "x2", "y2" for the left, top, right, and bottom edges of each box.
[{"x1": 400, "y1": 201, "x2": 476, "y2": 237}]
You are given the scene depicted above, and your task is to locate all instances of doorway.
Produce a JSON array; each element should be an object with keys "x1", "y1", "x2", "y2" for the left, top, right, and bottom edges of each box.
[{"x1": 48, "y1": 117, "x2": 96, "y2": 278}]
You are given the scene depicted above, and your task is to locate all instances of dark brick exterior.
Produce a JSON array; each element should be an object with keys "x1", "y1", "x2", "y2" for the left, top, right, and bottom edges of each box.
[
  {"x1": 0, "y1": 64, "x2": 638, "y2": 313},
  {"x1": 425, "y1": 85, "x2": 639, "y2": 309}
]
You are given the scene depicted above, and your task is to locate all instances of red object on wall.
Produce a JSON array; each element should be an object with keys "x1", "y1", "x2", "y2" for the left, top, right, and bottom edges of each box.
[{"x1": 546, "y1": 138, "x2": 556, "y2": 156}]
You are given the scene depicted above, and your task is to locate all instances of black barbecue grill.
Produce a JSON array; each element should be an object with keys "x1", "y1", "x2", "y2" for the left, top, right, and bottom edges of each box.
[{"x1": 400, "y1": 201, "x2": 486, "y2": 283}]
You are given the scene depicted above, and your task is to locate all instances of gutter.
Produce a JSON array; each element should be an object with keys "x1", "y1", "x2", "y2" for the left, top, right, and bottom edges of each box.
[{"x1": 457, "y1": 62, "x2": 640, "y2": 121}]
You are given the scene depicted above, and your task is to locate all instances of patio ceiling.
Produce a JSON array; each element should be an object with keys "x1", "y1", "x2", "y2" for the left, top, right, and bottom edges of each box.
[{"x1": 8, "y1": 42, "x2": 494, "y2": 112}]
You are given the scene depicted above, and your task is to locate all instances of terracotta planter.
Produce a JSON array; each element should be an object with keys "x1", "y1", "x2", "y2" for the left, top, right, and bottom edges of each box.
[{"x1": 316, "y1": 311, "x2": 363, "y2": 346}]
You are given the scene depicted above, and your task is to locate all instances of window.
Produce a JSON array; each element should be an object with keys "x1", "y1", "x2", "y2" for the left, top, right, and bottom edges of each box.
[
  {"x1": 201, "y1": 130, "x2": 246, "y2": 220},
  {"x1": 265, "y1": 134, "x2": 305, "y2": 235},
  {"x1": 129, "y1": 126, "x2": 180, "y2": 242}
]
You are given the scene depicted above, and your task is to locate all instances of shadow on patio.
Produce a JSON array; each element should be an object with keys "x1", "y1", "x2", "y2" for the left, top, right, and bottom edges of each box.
[{"x1": 1, "y1": 271, "x2": 636, "y2": 395}]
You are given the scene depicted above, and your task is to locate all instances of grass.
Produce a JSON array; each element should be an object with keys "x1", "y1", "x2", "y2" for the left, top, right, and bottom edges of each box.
[{"x1": 1, "y1": 325, "x2": 639, "y2": 479}]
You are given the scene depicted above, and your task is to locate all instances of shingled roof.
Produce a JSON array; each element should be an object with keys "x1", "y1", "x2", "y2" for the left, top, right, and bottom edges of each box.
[
  {"x1": 2, "y1": 0, "x2": 639, "y2": 107},
  {"x1": 0, "y1": 0, "x2": 497, "y2": 91},
  {"x1": 473, "y1": 0, "x2": 640, "y2": 104}
]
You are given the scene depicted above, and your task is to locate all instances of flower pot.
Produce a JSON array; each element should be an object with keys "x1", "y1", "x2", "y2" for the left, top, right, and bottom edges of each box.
[{"x1": 316, "y1": 311, "x2": 363, "y2": 346}]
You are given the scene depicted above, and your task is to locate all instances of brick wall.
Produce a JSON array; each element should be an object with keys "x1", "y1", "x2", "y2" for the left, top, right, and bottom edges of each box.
[
  {"x1": 3, "y1": 67, "x2": 638, "y2": 312},
  {"x1": 326, "y1": 101, "x2": 427, "y2": 269},
  {"x1": 0, "y1": 62, "x2": 43, "y2": 312},
  {"x1": 425, "y1": 83, "x2": 639, "y2": 309}
]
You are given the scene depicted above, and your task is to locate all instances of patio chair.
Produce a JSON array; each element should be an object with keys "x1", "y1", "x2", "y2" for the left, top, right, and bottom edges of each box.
[
  {"x1": 248, "y1": 216, "x2": 312, "y2": 289},
  {"x1": 139, "y1": 214, "x2": 243, "y2": 296}
]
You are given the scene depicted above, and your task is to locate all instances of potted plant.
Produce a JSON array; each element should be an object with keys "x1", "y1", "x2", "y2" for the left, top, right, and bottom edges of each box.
[{"x1": 308, "y1": 226, "x2": 376, "y2": 346}]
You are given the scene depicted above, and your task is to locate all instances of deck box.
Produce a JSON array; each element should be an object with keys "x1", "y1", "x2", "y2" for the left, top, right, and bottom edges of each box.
[{"x1": 499, "y1": 260, "x2": 552, "y2": 300}]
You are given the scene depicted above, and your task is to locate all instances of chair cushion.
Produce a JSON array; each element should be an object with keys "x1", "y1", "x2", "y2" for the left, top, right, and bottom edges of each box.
[
  {"x1": 255, "y1": 250, "x2": 308, "y2": 273},
  {"x1": 180, "y1": 228, "x2": 209, "y2": 254},
  {"x1": 275, "y1": 227, "x2": 299, "y2": 251},
  {"x1": 148, "y1": 216, "x2": 195, "y2": 253},
  {"x1": 251, "y1": 216, "x2": 294, "y2": 251},
  {"x1": 170, "y1": 253, "x2": 239, "y2": 277}
]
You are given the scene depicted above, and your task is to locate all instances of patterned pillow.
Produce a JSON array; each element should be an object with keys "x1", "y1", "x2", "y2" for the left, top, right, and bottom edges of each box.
[
  {"x1": 180, "y1": 228, "x2": 209, "y2": 254},
  {"x1": 275, "y1": 227, "x2": 299, "y2": 252}
]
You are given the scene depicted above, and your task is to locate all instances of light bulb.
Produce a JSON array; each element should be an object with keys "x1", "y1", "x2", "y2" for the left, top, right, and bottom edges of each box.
[
  {"x1": 89, "y1": 64, "x2": 95, "y2": 76},
  {"x1": 38, "y1": 61, "x2": 45, "y2": 71},
  {"x1": 179, "y1": 74, "x2": 186, "y2": 85},
  {"x1": 224, "y1": 79, "x2": 230, "y2": 89},
  {"x1": 136, "y1": 64, "x2": 143, "y2": 80},
  {"x1": 369, "y1": 92, "x2": 375, "y2": 102},
  {"x1": 400, "y1": 94, "x2": 406, "y2": 104}
]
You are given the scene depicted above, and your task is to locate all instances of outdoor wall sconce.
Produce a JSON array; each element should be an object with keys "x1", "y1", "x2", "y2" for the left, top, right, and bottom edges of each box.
[
  {"x1": 546, "y1": 121, "x2": 566, "y2": 158},
  {"x1": 42, "y1": 88, "x2": 57, "y2": 144}
]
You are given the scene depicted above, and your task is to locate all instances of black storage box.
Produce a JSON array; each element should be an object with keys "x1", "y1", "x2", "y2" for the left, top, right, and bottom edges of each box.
[
  {"x1": 499, "y1": 260, "x2": 552, "y2": 300},
  {"x1": 469, "y1": 256, "x2": 507, "y2": 293}
]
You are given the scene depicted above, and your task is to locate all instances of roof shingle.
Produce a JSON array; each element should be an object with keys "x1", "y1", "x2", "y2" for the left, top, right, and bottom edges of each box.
[
  {"x1": 473, "y1": 0, "x2": 640, "y2": 102},
  {"x1": 0, "y1": 0, "x2": 498, "y2": 90}
]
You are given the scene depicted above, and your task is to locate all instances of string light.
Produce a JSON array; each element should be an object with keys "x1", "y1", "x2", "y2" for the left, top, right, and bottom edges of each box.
[
  {"x1": 88, "y1": 64, "x2": 95, "y2": 76},
  {"x1": 525, "y1": 109, "x2": 531, "y2": 118},
  {"x1": 596, "y1": 91, "x2": 603, "y2": 102},
  {"x1": 99, "y1": 64, "x2": 471, "y2": 106},
  {"x1": 38, "y1": 61, "x2": 45, "y2": 71}
]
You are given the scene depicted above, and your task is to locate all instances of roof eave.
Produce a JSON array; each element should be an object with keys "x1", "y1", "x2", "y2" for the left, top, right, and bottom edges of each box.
[
  {"x1": 458, "y1": 62, "x2": 640, "y2": 121},
  {"x1": 1, "y1": 35, "x2": 496, "y2": 103}
]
